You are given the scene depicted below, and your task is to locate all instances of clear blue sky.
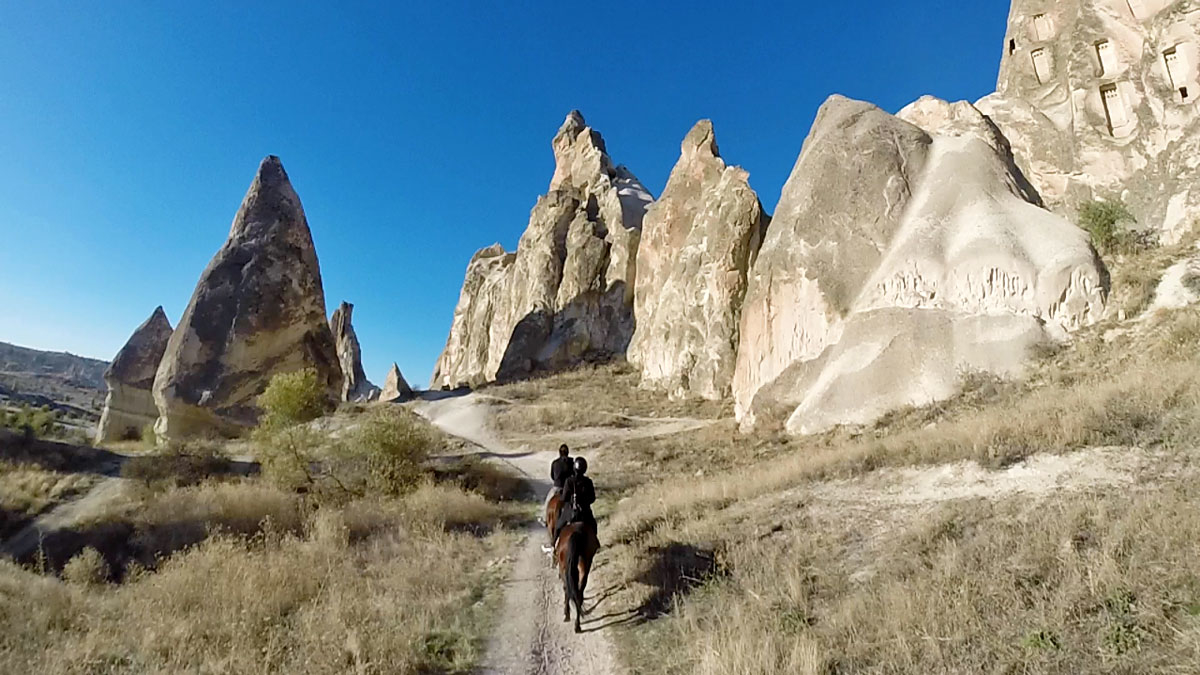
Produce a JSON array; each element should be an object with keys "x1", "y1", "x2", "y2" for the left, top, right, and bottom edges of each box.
[{"x1": 0, "y1": 1, "x2": 1009, "y2": 387}]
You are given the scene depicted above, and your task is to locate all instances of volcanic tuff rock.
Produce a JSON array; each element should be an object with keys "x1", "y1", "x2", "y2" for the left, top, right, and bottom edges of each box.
[
  {"x1": 978, "y1": 0, "x2": 1200, "y2": 242},
  {"x1": 430, "y1": 111, "x2": 654, "y2": 389},
  {"x1": 330, "y1": 301, "x2": 378, "y2": 402},
  {"x1": 96, "y1": 307, "x2": 173, "y2": 442},
  {"x1": 153, "y1": 156, "x2": 343, "y2": 439},
  {"x1": 733, "y1": 95, "x2": 1107, "y2": 434},
  {"x1": 379, "y1": 363, "x2": 413, "y2": 402},
  {"x1": 627, "y1": 120, "x2": 768, "y2": 400}
]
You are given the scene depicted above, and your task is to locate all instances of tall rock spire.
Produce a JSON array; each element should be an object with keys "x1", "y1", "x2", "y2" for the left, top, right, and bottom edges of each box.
[
  {"x1": 329, "y1": 301, "x2": 378, "y2": 402},
  {"x1": 152, "y1": 156, "x2": 343, "y2": 439},
  {"x1": 430, "y1": 112, "x2": 655, "y2": 390}
]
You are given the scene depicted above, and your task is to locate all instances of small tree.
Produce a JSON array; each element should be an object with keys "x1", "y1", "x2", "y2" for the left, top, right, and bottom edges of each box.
[
  {"x1": 357, "y1": 409, "x2": 433, "y2": 496},
  {"x1": 1079, "y1": 199, "x2": 1138, "y2": 254},
  {"x1": 257, "y1": 369, "x2": 332, "y2": 430}
]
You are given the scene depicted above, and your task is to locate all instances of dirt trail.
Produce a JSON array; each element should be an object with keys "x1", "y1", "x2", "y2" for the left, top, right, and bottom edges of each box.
[
  {"x1": 1, "y1": 465, "x2": 131, "y2": 561},
  {"x1": 413, "y1": 393, "x2": 625, "y2": 675}
]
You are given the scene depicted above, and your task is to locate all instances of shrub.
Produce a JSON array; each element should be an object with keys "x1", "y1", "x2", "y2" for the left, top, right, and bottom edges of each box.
[
  {"x1": 62, "y1": 547, "x2": 108, "y2": 586},
  {"x1": 257, "y1": 369, "x2": 332, "y2": 430},
  {"x1": 1079, "y1": 198, "x2": 1142, "y2": 254},
  {"x1": 354, "y1": 408, "x2": 434, "y2": 497},
  {"x1": 256, "y1": 425, "x2": 325, "y2": 493},
  {"x1": 121, "y1": 440, "x2": 232, "y2": 489}
]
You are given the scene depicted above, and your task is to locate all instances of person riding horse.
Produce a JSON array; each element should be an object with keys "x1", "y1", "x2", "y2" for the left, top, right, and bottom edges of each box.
[
  {"x1": 554, "y1": 457, "x2": 597, "y2": 544},
  {"x1": 544, "y1": 444, "x2": 574, "y2": 513}
]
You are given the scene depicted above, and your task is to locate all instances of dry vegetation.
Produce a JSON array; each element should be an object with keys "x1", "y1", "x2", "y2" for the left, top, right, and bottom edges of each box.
[
  {"x1": 475, "y1": 241, "x2": 1200, "y2": 672},
  {"x1": 0, "y1": 386, "x2": 527, "y2": 674},
  {"x1": 484, "y1": 362, "x2": 726, "y2": 434}
]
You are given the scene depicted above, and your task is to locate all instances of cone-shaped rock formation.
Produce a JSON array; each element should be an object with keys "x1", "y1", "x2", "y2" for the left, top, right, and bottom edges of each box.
[
  {"x1": 96, "y1": 306, "x2": 173, "y2": 442},
  {"x1": 152, "y1": 156, "x2": 343, "y2": 439},
  {"x1": 379, "y1": 363, "x2": 413, "y2": 402}
]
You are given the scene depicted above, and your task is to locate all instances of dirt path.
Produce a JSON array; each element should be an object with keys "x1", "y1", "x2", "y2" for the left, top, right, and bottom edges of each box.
[
  {"x1": 1, "y1": 471, "x2": 131, "y2": 561},
  {"x1": 413, "y1": 393, "x2": 625, "y2": 675}
]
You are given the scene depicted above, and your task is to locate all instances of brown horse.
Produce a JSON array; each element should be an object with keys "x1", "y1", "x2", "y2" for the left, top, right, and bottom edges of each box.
[
  {"x1": 554, "y1": 521, "x2": 600, "y2": 633},
  {"x1": 545, "y1": 489, "x2": 564, "y2": 547}
]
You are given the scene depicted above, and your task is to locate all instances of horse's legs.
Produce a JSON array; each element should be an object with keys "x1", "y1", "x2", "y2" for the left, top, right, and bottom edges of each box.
[{"x1": 563, "y1": 574, "x2": 571, "y2": 623}]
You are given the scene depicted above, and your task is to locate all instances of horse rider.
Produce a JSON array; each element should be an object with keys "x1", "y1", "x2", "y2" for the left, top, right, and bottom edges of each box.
[
  {"x1": 555, "y1": 456, "x2": 597, "y2": 544},
  {"x1": 544, "y1": 444, "x2": 574, "y2": 517}
]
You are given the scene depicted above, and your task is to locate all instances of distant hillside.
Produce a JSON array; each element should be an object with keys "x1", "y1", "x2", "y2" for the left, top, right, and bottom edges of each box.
[
  {"x1": 0, "y1": 341, "x2": 107, "y2": 389},
  {"x1": 0, "y1": 341, "x2": 109, "y2": 421}
]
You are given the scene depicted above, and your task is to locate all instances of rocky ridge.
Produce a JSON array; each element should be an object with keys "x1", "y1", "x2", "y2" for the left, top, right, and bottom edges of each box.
[{"x1": 430, "y1": 111, "x2": 654, "y2": 389}]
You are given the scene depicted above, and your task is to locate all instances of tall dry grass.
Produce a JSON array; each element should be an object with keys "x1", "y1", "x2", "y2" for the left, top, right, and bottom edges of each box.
[{"x1": 0, "y1": 480, "x2": 516, "y2": 674}]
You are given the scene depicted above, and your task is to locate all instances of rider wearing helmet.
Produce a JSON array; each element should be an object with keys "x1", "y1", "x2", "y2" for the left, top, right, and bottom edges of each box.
[{"x1": 555, "y1": 456, "x2": 597, "y2": 542}]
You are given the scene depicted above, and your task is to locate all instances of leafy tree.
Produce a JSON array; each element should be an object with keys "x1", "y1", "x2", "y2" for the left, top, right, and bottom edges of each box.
[
  {"x1": 256, "y1": 369, "x2": 332, "y2": 430},
  {"x1": 1079, "y1": 199, "x2": 1139, "y2": 254}
]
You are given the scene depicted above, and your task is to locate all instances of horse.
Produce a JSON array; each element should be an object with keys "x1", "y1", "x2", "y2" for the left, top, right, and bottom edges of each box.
[
  {"x1": 554, "y1": 521, "x2": 600, "y2": 633},
  {"x1": 545, "y1": 489, "x2": 564, "y2": 547}
]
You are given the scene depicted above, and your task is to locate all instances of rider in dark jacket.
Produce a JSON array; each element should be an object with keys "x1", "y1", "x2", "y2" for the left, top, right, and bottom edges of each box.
[
  {"x1": 544, "y1": 444, "x2": 574, "y2": 514},
  {"x1": 555, "y1": 457, "x2": 597, "y2": 541}
]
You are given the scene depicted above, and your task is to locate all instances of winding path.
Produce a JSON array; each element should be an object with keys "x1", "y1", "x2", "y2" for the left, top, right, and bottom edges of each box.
[{"x1": 413, "y1": 393, "x2": 626, "y2": 675}]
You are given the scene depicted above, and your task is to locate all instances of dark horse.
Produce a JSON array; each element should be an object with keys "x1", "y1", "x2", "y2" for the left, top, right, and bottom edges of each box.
[
  {"x1": 554, "y1": 521, "x2": 600, "y2": 633},
  {"x1": 545, "y1": 490, "x2": 564, "y2": 547}
]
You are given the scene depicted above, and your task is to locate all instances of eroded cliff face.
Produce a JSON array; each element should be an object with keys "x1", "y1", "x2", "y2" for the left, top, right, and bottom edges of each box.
[
  {"x1": 627, "y1": 120, "x2": 768, "y2": 400},
  {"x1": 153, "y1": 156, "x2": 343, "y2": 439},
  {"x1": 980, "y1": 0, "x2": 1200, "y2": 241},
  {"x1": 733, "y1": 96, "x2": 1107, "y2": 434},
  {"x1": 97, "y1": 306, "x2": 173, "y2": 442},
  {"x1": 430, "y1": 112, "x2": 654, "y2": 389}
]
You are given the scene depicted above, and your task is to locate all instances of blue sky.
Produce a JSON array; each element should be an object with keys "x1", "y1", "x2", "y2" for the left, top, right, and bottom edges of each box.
[{"x1": 0, "y1": 1, "x2": 1009, "y2": 386}]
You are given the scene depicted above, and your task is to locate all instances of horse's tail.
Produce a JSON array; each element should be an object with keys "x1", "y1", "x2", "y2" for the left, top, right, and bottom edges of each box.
[{"x1": 566, "y1": 529, "x2": 585, "y2": 612}]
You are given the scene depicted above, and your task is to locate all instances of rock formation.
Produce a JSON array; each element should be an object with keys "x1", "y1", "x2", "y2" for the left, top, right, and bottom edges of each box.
[
  {"x1": 329, "y1": 301, "x2": 378, "y2": 401},
  {"x1": 627, "y1": 120, "x2": 769, "y2": 400},
  {"x1": 430, "y1": 111, "x2": 654, "y2": 389},
  {"x1": 153, "y1": 156, "x2": 343, "y2": 439},
  {"x1": 96, "y1": 307, "x2": 173, "y2": 442},
  {"x1": 733, "y1": 95, "x2": 1107, "y2": 434},
  {"x1": 379, "y1": 363, "x2": 413, "y2": 402},
  {"x1": 979, "y1": 0, "x2": 1200, "y2": 242}
]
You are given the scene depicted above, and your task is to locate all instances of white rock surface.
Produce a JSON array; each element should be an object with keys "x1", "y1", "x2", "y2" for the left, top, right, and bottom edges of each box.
[
  {"x1": 733, "y1": 96, "x2": 1106, "y2": 434},
  {"x1": 379, "y1": 363, "x2": 413, "y2": 402},
  {"x1": 979, "y1": 0, "x2": 1200, "y2": 242}
]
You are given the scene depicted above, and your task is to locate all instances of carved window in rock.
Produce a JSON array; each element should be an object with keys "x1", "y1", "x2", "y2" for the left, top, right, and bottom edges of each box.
[
  {"x1": 1031, "y1": 48, "x2": 1052, "y2": 84},
  {"x1": 1163, "y1": 47, "x2": 1189, "y2": 101},
  {"x1": 1009, "y1": 38, "x2": 1017, "y2": 55},
  {"x1": 1033, "y1": 14, "x2": 1052, "y2": 42},
  {"x1": 1101, "y1": 84, "x2": 1130, "y2": 133},
  {"x1": 1096, "y1": 40, "x2": 1117, "y2": 76}
]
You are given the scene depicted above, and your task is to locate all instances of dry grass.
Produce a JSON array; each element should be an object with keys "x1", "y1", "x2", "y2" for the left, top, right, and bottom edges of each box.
[
  {"x1": 0, "y1": 479, "x2": 516, "y2": 674},
  {"x1": 485, "y1": 362, "x2": 726, "y2": 434},
  {"x1": 0, "y1": 461, "x2": 97, "y2": 538}
]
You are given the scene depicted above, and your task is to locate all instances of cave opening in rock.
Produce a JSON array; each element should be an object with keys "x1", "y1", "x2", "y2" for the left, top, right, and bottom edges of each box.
[
  {"x1": 1009, "y1": 38, "x2": 1016, "y2": 55},
  {"x1": 1182, "y1": 87, "x2": 1190, "y2": 102}
]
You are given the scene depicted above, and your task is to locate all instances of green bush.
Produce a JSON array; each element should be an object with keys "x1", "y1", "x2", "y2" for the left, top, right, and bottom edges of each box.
[
  {"x1": 257, "y1": 369, "x2": 332, "y2": 430},
  {"x1": 1079, "y1": 199, "x2": 1140, "y2": 254},
  {"x1": 256, "y1": 425, "x2": 325, "y2": 493},
  {"x1": 353, "y1": 408, "x2": 434, "y2": 497}
]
